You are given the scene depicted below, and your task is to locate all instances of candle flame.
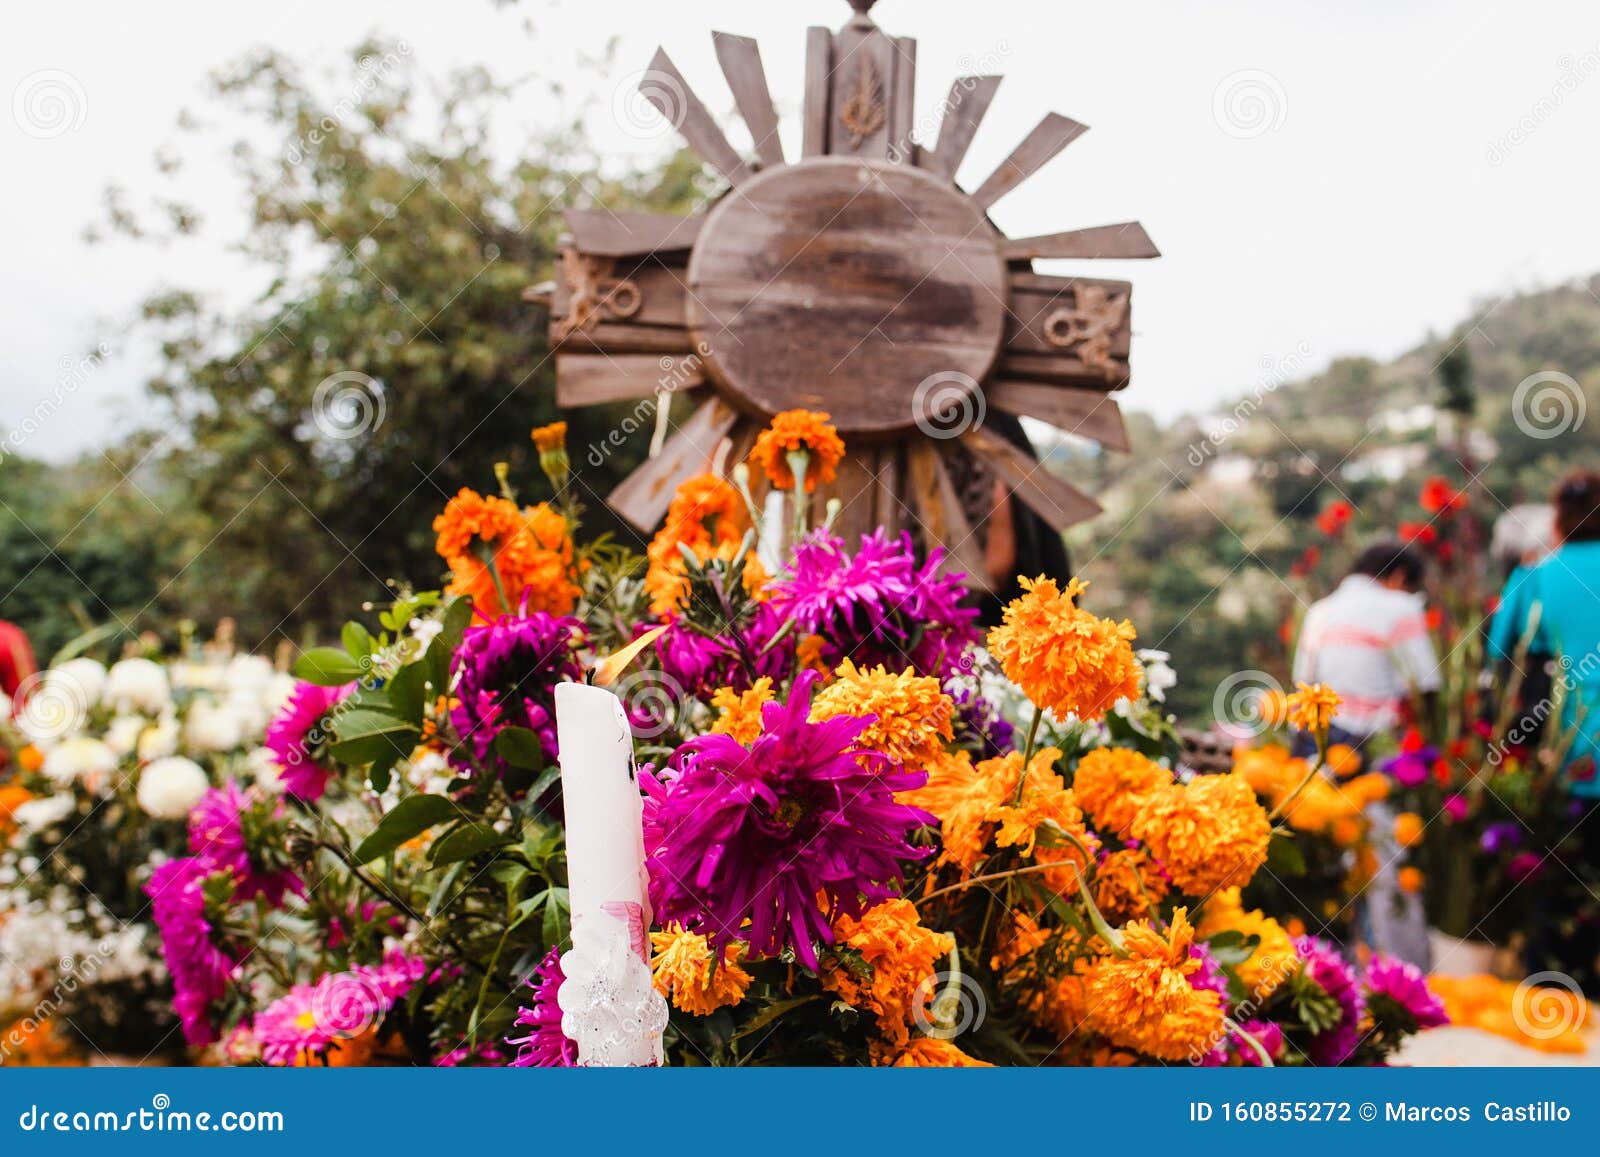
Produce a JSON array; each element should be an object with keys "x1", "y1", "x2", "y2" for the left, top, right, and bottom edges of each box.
[{"x1": 593, "y1": 624, "x2": 669, "y2": 687}]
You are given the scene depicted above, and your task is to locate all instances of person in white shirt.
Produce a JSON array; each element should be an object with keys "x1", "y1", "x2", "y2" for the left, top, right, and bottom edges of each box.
[
  {"x1": 1291, "y1": 539, "x2": 1441, "y2": 967},
  {"x1": 1292, "y1": 540, "x2": 1441, "y2": 745}
]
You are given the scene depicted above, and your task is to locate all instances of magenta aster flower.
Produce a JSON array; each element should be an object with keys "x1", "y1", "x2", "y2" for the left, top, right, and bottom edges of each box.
[
  {"x1": 254, "y1": 958, "x2": 424, "y2": 1066},
  {"x1": 449, "y1": 611, "x2": 584, "y2": 781},
  {"x1": 769, "y1": 529, "x2": 980, "y2": 679},
  {"x1": 653, "y1": 603, "x2": 794, "y2": 701},
  {"x1": 1294, "y1": 935, "x2": 1366, "y2": 1065},
  {"x1": 507, "y1": 947, "x2": 576, "y2": 1067},
  {"x1": 642, "y1": 669, "x2": 933, "y2": 970},
  {"x1": 1364, "y1": 954, "x2": 1448, "y2": 1030},
  {"x1": 253, "y1": 981, "x2": 334, "y2": 1066},
  {"x1": 265, "y1": 680, "x2": 354, "y2": 800},
  {"x1": 1233, "y1": 1019, "x2": 1284, "y2": 1065},
  {"x1": 145, "y1": 857, "x2": 238, "y2": 1045},
  {"x1": 188, "y1": 781, "x2": 302, "y2": 907}
]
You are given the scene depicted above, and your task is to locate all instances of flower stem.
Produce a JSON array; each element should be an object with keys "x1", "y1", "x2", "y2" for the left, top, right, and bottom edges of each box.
[
  {"x1": 1266, "y1": 736, "x2": 1327, "y2": 823},
  {"x1": 1014, "y1": 708, "x2": 1045, "y2": 803}
]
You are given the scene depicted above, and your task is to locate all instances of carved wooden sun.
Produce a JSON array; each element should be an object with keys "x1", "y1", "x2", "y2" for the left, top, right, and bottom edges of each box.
[{"x1": 537, "y1": 0, "x2": 1158, "y2": 585}]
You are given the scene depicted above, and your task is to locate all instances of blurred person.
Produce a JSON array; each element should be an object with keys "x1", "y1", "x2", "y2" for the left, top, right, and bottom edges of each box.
[
  {"x1": 1292, "y1": 539, "x2": 1441, "y2": 750},
  {"x1": 1488, "y1": 470, "x2": 1600, "y2": 786},
  {"x1": 1489, "y1": 471, "x2": 1600, "y2": 990},
  {"x1": 1292, "y1": 539, "x2": 1440, "y2": 966},
  {"x1": 1480, "y1": 502, "x2": 1556, "y2": 744}
]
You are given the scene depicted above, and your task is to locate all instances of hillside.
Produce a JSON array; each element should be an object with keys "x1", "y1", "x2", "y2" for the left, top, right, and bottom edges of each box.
[{"x1": 1059, "y1": 275, "x2": 1600, "y2": 722}]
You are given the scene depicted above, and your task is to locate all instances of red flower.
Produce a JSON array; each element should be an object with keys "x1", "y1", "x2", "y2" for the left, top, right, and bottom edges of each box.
[
  {"x1": 1419, "y1": 476, "x2": 1465, "y2": 515},
  {"x1": 1425, "y1": 607, "x2": 1444, "y2": 631},
  {"x1": 1399, "y1": 727, "x2": 1426, "y2": 754},
  {"x1": 1316, "y1": 501, "x2": 1355, "y2": 536},
  {"x1": 1432, "y1": 759, "x2": 1453, "y2": 787},
  {"x1": 1398, "y1": 521, "x2": 1437, "y2": 545},
  {"x1": 1435, "y1": 542, "x2": 1456, "y2": 563},
  {"x1": 1290, "y1": 545, "x2": 1321, "y2": 577}
]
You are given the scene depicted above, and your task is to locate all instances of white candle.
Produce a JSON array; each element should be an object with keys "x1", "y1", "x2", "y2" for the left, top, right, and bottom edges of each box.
[{"x1": 553, "y1": 681, "x2": 668, "y2": 1066}]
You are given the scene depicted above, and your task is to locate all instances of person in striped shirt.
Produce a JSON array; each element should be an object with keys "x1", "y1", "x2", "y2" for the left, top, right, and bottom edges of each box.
[{"x1": 1292, "y1": 540, "x2": 1441, "y2": 747}]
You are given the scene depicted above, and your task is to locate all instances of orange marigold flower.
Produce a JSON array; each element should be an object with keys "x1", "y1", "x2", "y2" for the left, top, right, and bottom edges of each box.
[
  {"x1": 1393, "y1": 811, "x2": 1424, "y2": 848},
  {"x1": 1285, "y1": 682, "x2": 1342, "y2": 734},
  {"x1": 643, "y1": 473, "x2": 758, "y2": 615},
  {"x1": 530, "y1": 421, "x2": 568, "y2": 452},
  {"x1": 1071, "y1": 747, "x2": 1173, "y2": 836},
  {"x1": 820, "y1": 899, "x2": 953, "y2": 1049},
  {"x1": 986, "y1": 577, "x2": 1140, "y2": 722},
  {"x1": 0, "y1": 783, "x2": 32, "y2": 837},
  {"x1": 1196, "y1": 888, "x2": 1297, "y2": 999},
  {"x1": 708, "y1": 678, "x2": 775, "y2": 746},
  {"x1": 795, "y1": 634, "x2": 828, "y2": 672},
  {"x1": 990, "y1": 911, "x2": 1051, "y2": 970},
  {"x1": 649, "y1": 924, "x2": 753, "y2": 1016},
  {"x1": 18, "y1": 745, "x2": 44, "y2": 773},
  {"x1": 1325, "y1": 743, "x2": 1362, "y2": 777},
  {"x1": 1397, "y1": 866, "x2": 1424, "y2": 894},
  {"x1": 900, "y1": 747, "x2": 1060, "y2": 874},
  {"x1": 1082, "y1": 908, "x2": 1224, "y2": 1061},
  {"x1": 1255, "y1": 687, "x2": 1290, "y2": 727},
  {"x1": 811, "y1": 660, "x2": 953, "y2": 774},
  {"x1": 748, "y1": 409, "x2": 845, "y2": 493},
  {"x1": 1093, "y1": 847, "x2": 1171, "y2": 924},
  {"x1": 1131, "y1": 773, "x2": 1271, "y2": 896},
  {"x1": 432, "y1": 489, "x2": 582, "y2": 617},
  {"x1": 881, "y1": 1037, "x2": 993, "y2": 1067}
]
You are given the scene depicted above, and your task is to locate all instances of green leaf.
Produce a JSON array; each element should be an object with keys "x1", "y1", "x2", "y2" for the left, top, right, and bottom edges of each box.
[
  {"x1": 733, "y1": 996, "x2": 819, "y2": 1041},
  {"x1": 293, "y1": 646, "x2": 367, "y2": 686},
  {"x1": 1204, "y1": 929, "x2": 1262, "y2": 966},
  {"x1": 342, "y1": 620, "x2": 375, "y2": 660},
  {"x1": 430, "y1": 823, "x2": 513, "y2": 866},
  {"x1": 492, "y1": 726, "x2": 545, "y2": 771},
  {"x1": 541, "y1": 886, "x2": 569, "y2": 946},
  {"x1": 1266, "y1": 830, "x2": 1307, "y2": 877},
  {"x1": 352, "y1": 793, "x2": 462, "y2": 863},
  {"x1": 366, "y1": 746, "x2": 403, "y2": 794},
  {"x1": 329, "y1": 708, "x2": 419, "y2": 767},
  {"x1": 386, "y1": 657, "x2": 430, "y2": 725}
]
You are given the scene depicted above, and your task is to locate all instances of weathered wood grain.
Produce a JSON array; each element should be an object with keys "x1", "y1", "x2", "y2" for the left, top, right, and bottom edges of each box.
[
  {"x1": 986, "y1": 381, "x2": 1131, "y2": 451},
  {"x1": 1001, "y1": 221, "x2": 1159, "y2": 261},
  {"x1": 713, "y1": 32, "x2": 785, "y2": 168},
  {"x1": 643, "y1": 48, "x2": 754, "y2": 187},
  {"x1": 608, "y1": 396, "x2": 740, "y2": 530},
  {"x1": 922, "y1": 76, "x2": 1001, "y2": 181},
  {"x1": 961, "y1": 425, "x2": 1102, "y2": 532},
  {"x1": 969, "y1": 113, "x2": 1088, "y2": 210}
]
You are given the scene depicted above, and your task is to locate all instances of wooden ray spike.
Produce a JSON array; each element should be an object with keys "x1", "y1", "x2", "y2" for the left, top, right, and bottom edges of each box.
[
  {"x1": 1001, "y1": 222, "x2": 1160, "y2": 262},
  {"x1": 906, "y1": 442, "x2": 991, "y2": 591},
  {"x1": 969, "y1": 112, "x2": 1088, "y2": 211},
  {"x1": 561, "y1": 209, "x2": 702, "y2": 258},
  {"x1": 921, "y1": 76, "x2": 1001, "y2": 181},
  {"x1": 712, "y1": 32, "x2": 785, "y2": 168},
  {"x1": 607, "y1": 396, "x2": 740, "y2": 531},
  {"x1": 642, "y1": 48, "x2": 755, "y2": 187},
  {"x1": 960, "y1": 425, "x2": 1102, "y2": 533},
  {"x1": 986, "y1": 381, "x2": 1131, "y2": 452}
]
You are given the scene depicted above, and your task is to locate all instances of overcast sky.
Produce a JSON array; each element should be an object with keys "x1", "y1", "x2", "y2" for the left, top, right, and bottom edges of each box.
[{"x1": 4, "y1": 0, "x2": 1600, "y2": 461}]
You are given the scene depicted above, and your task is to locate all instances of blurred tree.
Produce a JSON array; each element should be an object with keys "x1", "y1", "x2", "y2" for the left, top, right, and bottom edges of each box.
[{"x1": 98, "y1": 39, "x2": 708, "y2": 646}]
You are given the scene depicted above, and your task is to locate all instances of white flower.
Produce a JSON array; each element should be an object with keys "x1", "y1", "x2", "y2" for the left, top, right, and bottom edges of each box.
[
  {"x1": 136, "y1": 716, "x2": 180, "y2": 761},
  {"x1": 103, "y1": 714, "x2": 147, "y2": 758},
  {"x1": 183, "y1": 698, "x2": 245, "y2": 753},
  {"x1": 404, "y1": 747, "x2": 454, "y2": 795},
  {"x1": 169, "y1": 661, "x2": 225, "y2": 693},
  {"x1": 135, "y1": 756, "x2": 210, "y2": 819},
  {"x1": 50, "y1": 657, "x2": 107, "y2": 708},
  {"x1": 1137, "y1": 649, "x2": 1177, "y2": 704},
  {"x1": 262, "y1": 672, "x2": 298, "y2": 716},
  {"x1": 104, "y1": 658, "x2": 171, "y2": 715},
  {"x1": 39, "y1": 736, "x2": 118, "y2": 790},
  {"x1": 10, "y1": 794, "x2": 76, "y2": 831},
  {"x1": 409, "y1": 617, "x2": 444, "y2": 651},
  {"x1": 223, "y1": 654, "x2": 275, "y2": 696},
  {"x1": 246, "y1": 746, "x2": 285, "y2": 793}
]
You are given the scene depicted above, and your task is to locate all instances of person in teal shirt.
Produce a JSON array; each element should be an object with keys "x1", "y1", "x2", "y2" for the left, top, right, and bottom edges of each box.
[{"x1": 1487, "y1": 469, "x2": 1600, "y2": 791}]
